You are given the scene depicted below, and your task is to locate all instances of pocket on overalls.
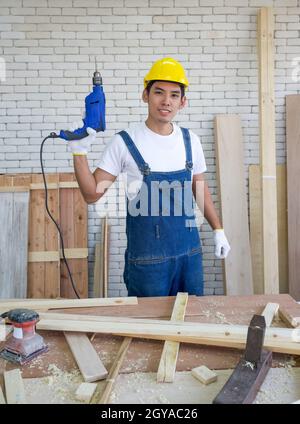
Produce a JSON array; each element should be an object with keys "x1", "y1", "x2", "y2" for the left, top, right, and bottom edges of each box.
[
  {"x1": 187, "y1": 245, "x2": 203, "y2": 256},
  {"x1": 184, "y1": 249, "x2": 204, "y2": 296},
  {"x1": 127, "y1": 257, "x2": 173, "y2": 297}
]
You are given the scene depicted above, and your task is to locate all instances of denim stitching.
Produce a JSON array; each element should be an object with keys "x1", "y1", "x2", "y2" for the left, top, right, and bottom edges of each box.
[{"x1": 128, "y1": 246, "x2": 202, "y2": 265}]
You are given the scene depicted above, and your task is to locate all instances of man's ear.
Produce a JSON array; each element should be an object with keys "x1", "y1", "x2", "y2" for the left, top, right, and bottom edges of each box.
[
  {"x1": 179, "y1": 96, "x2": 187, "y2": 110},
  {"x1": 142, "y1": 89, "x2": 149, "y2": 103}
]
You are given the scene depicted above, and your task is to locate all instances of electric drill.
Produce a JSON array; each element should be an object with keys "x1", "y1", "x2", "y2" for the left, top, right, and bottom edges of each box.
[
  {"x1": 39, "y1": 63, "x2": 106, "y2": 300},
  {"x1": 59, "y1": 63, "x2": 106, "y2": 141}
]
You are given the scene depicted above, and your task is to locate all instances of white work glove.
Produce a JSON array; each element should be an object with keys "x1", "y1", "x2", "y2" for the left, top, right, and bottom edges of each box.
[
  {"x1": 68, "y1": 120, "x2": 97, "y2": 155},
  {"x1": 213, "y1": 229, "x2": 231, "y2": 259}
]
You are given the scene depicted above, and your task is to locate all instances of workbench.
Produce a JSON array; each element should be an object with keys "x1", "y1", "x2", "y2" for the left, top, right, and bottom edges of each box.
[{"x1": 0, "y1": 294, "x2": 300, "y2": 404}]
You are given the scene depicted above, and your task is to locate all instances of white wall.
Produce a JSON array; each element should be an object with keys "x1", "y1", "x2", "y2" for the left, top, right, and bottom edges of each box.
[{"x1": 0, "y1": 0, "x2": 299, "y2": 296}]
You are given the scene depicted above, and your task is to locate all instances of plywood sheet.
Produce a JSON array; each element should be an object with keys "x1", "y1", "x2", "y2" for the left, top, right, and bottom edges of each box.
[
  {"x1": 286, "y1": 94, "x2": 300, "y2": 301},
  {"x1": 214, "y1": 115, "x2": 253, "y2": 295}
]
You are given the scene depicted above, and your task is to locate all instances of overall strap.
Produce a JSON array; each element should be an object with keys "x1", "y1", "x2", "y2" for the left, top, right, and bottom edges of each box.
[
  {"x1": 180, "y1": 127, "x2": 193, "y2": 171},
  {"x1": 118, "y1": 130, "x2": 150, "y2": 176}
]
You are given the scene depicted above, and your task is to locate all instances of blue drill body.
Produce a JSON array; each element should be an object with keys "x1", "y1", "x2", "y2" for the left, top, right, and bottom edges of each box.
[{"x1": 59, "y1": 68, "x2": 106, "y2": 141}]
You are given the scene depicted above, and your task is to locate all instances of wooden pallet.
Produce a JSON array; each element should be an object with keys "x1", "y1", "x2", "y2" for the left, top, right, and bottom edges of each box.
[{"x1": 0, "y1": 173, "x2": 88, "y2": 299}]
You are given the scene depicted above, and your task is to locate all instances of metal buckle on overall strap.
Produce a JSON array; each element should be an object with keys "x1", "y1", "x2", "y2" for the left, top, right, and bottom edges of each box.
[
  {"x1": 185, "y1": 160, "x2": 193, "y2": 171},
  {"x1": 139, "y1": 163, "x2": 151, "y2": 176}
]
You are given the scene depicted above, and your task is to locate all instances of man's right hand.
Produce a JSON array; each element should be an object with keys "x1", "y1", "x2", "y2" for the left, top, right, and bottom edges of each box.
[{"x1": 68, "y1": 120, "x2": 97, "y2": 155}]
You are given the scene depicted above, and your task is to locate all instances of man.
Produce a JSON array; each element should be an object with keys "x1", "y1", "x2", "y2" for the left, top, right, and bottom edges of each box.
[{"x1": 70, "y1": 57, "x2": 230, "y2": 297}]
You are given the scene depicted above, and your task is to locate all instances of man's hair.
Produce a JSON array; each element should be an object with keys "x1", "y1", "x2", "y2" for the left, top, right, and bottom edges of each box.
[{"x1": 146, "y1": 80, "x2": 185, "y2": 98}]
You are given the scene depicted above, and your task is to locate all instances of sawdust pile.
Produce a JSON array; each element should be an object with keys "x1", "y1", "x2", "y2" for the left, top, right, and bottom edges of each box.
[
  {"x1": 24, "y1": 364, "x2": 84, "y2": 404},
  {"x1": 254, "y1": 365, "x2": 300, "y2": 404},
  {"x1": 108, "y1": 371, "x2": 232, "y2": 404},
  {"x1": 22, "y1": 366, "x2": 300, "y2": 404}
]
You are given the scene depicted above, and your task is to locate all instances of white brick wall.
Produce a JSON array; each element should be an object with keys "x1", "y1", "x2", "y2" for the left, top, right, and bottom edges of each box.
[{"x1": 1, "y1": 0, "x2": 299, "y2": 297}]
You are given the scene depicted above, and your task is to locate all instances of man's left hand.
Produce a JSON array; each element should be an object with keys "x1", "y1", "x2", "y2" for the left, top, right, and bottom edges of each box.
[{"x1": 213, "y1": 229, "x2": 231, "y2": 259}]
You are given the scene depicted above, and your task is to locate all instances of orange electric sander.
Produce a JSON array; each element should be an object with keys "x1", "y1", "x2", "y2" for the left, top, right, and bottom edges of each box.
[{"x1": 0, "y1": 309, "x2": 48, "y2": 364}]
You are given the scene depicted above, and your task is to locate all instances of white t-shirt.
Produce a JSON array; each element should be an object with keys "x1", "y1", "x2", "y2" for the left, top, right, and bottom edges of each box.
[{"x1": 97, "y1": 122, "x2": 207, "y2": 199}]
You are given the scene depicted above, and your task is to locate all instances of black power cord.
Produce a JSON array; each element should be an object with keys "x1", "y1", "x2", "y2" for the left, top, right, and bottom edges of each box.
[{"x1": 40, "y1": 132, "x2": 80, "y2": 299}]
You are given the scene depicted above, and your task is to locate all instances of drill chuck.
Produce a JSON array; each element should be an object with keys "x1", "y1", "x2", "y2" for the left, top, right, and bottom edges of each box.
[{"x1": 93, "y1": 70, "x2": 102, "y2": 86}]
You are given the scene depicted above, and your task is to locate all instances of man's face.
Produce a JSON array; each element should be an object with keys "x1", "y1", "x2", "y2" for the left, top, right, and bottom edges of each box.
[{"x1": 142, "y1": 81, "x2": 187, "y2": 125}]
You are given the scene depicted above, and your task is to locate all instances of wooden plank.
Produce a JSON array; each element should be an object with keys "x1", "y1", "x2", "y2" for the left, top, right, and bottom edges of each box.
[
  {"x1": 249, "y1": 165, "x2": 264, "y2": 294},
  {"x1": 64, "y1": 332, "x2": 108, "y2": 382},
  {"x1": 214, "y1": 114, "x2": 253, "y2": 295},
  {"x1": 2, "y1": 175, "x2": 32, "y2": 297},
  {"x1": 93, "y1": 243, "x2": 103, "y2": 298},
  {"x1": 91, "y1": 337, "x2": 132, "y2": 404},
  {"x1": 30, "y1": 183, "x2": 59, "y2": 190},
  {"x1": 73, "y1": 174, "x2": 88, "y2": 298},
  {"x1": 0, "y1": 190, "x2": 29, "y2": 298},
  {"x1": 76, "y1": 382, "x2": 97, "y2": 402},
  {"x1": 59, "y1": 181, "x2": 79, "y2": 189},
  {"x1": 8, "y1": 175, "x2": 33, "y2": 298},
  {"x1": 36, "y1": 315, "x2": 300, "y2": 355},
  {"x1": 99, "y1": 222, "x2": 105, "y2": 297},
  {"x1": 39, "y1": 310, "x2": 298, "y2": 335},
  {"x1": 4, "y1": 369, "x2": 26, "y2": 404},
  {"x1": 0, "y1": 296, "x2": 138, "y2": 311},
  {"x1": 191, "y1": 365, "x2": 217, "y2": 385},
  {"x1": 157, "y1": 292, "x2": 188, "y2": 383},
  {"x1": 286, "y1": 94, "x2": 300, "y2": 301},
  {"x1": 11, "y1": 191, "x2": 30, "y2": 298},
  {"x1": 61, "y1": 248, "x2": 88, "y2": 259},
  {"x1": 59, "y1": 173, "x2": 75, "y2": 298},
  {"x1": 0, "y1": 186, "x2": 29, "y2": 192},
  {"x1": 40, "y1": 293, "x2": 299, "y2": 321},
  {"x1": 44, "y1": 174, "x2": 60, "y2": 298},
  {"x1": 0, "y1": 385, "x2": 6, "y2": 404},
  {"x1": 276, "y1": 165, "x2": 288, "y2": 294},
  {"x1": 30, "y1": 181, "x2": 79, "y2": 190},
  {"x1": 28, "y1": 174, "x2": 47, "y2": 298},
  {"x1": 103, "y1": 216, "x2": 108, "y2": 298},
  {"x1": 0, "y1": 192, "x2": 14, "y2": 298},
  {"x1": 249, "y1": 165, "x2": 288, "y2": 294},
  {"x1": 279, "y1": 308, "x2": 300, "y2": 328},
  {"x1": 11, "y1": 174, "x2": 32, "y2": 188},
  {"x1": 261, "y1": 302, "x2": 279, "y2": 327},
  {"x1": 257, "y1": 7, "x2": 279, "y2": 294},
  {"x1": 28, "y1": 251, "x2": 59, "y2": 262},
  {"x1": 28, "y1": 248, "x2": 88, "y2": 262},
  {"x1": 0, "y1": 174, "x2": 13, "y2": 187},
  {"x1": 28, "y1": 174, "x2": 46, "y2": 297},
  {"x1": 59, "y1": 173, "x2": 88, "y2": 298}
]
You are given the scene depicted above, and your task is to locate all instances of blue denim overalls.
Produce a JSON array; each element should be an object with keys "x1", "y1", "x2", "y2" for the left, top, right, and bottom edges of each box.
[{"x1": 118, "y1": 127, "x2": 203, "y2": 297}]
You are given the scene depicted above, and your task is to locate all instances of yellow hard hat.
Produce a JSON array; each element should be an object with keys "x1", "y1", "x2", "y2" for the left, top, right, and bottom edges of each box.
[{"x1": 144, "y1": 57, "x2": 189, "y2": 89}]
